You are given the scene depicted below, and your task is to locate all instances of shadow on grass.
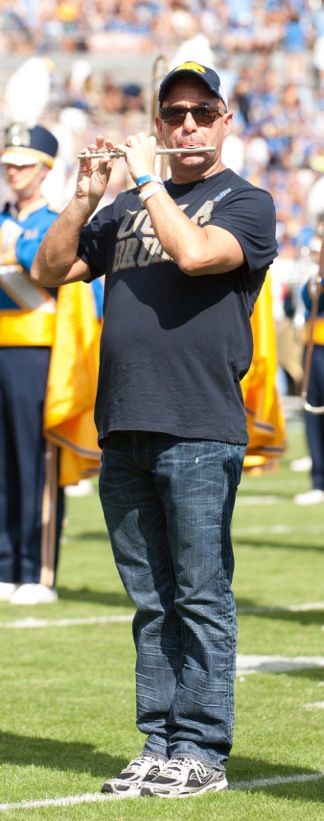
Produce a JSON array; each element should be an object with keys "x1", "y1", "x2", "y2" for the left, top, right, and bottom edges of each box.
[
  {"x1": 0, "y1": 732, "x2": 126, "y2": 781},
  {"x1": 227, "y1": 756, "x2": 323, "y2": 801},
  {"x1": 56, "y1": 587, "x2": 134, "y2": 609},
  {"x1": 284, "y1": 667, "x2": 324, "y2": 682},
  {"x1": 0, "y1": 734, "x2": 322, "y2": 802},
  {"x1": 66, "y1": 530, "x2": 108, "y2": 542},
  {"x1": 235, "y1": 537, "x2": 324, "y2": 553}
]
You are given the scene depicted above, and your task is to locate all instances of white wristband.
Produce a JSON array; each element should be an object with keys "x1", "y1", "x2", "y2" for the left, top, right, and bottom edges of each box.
[{"x1": 138, "y1": 183, "x2": 165, "y2": 204}]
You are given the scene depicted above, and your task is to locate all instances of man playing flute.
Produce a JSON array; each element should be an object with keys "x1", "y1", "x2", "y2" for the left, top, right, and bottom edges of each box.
[{"x1": 31, "y1": 61, "x2": 277, "y2": 798}]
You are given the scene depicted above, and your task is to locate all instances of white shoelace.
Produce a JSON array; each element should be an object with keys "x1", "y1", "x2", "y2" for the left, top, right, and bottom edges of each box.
[
  {"x1": 163, "y1": 757, "x2": 210, "y2": 781},
  {"x1": 123, "y1": 754, "x2": 160, "y2": 774}
]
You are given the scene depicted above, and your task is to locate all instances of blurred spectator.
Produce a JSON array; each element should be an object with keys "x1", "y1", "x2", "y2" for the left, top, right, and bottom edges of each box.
[
  {"x1": 0, "y1": 7, "x2": 33, "y2": 54},
  {"x1": 121, "y1": 83, "x2": 146, "y2": 113},
  {"x1": 87, "y1": 0, "x2": 155, "y2": 53},
  {"x1": 100, "y1": 74, "x2": 124, "y2": 115},
  {"x1": 294, "y1": 230, "x2": 324, "y2": 504},
  {"x1": 281, "y1": 7, "x2": 309, "y2": 82},
  {"x1": 62, "y1": 58, "x2": 102, "y2": 112}
]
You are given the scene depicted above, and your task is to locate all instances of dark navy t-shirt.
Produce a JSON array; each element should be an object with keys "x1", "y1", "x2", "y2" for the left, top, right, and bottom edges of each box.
[{"x1": 78, "y1": 168, "x2": 277, "y2": 445}]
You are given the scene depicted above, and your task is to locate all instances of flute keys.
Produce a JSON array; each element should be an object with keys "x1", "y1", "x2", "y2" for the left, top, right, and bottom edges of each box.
[
  {"x1": 78, "y1": 150, "x2": 105, "y2": 158},
  {"x1": 78, "y1": 149, "x2": 125, "y2": 159}
]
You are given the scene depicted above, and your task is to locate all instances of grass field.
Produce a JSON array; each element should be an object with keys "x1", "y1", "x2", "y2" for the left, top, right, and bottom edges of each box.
[{"x1": 0, "y1": 423, "x2": 323, "y2": 820}]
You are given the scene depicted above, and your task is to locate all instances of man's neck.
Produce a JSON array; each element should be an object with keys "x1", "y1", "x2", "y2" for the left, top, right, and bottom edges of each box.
[{"x1": 15, "y1": 191, "x2": 43, "y2": 212}]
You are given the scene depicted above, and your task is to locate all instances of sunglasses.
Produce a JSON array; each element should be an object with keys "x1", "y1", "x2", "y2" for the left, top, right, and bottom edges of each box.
[{"x1": 160, "y1": 104, "x2": 225, "y2": 126}]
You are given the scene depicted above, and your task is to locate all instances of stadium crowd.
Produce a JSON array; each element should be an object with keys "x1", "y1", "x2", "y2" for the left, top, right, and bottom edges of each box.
[{"x1": 0, "y1": 1, "x2": 323, "y2": 62}]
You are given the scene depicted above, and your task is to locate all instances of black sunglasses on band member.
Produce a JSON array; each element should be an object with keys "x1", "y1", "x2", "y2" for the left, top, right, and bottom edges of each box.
[{"x1": 160, "y1": 105, "x2": 225, "y2": 126}]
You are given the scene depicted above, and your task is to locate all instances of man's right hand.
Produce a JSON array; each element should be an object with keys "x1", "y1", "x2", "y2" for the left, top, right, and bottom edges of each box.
[{"x1": 76, "y1": 135, "x2": 115, "y2": 212}]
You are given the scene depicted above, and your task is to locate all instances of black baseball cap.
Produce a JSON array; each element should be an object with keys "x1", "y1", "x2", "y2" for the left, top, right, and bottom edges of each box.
[{"x1": 159, "y1": 62, "x2": 228, "y2": 111}]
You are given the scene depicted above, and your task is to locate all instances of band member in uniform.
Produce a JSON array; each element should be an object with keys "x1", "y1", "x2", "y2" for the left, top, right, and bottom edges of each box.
[
  {"x1": 294, "y1": 232, "x2": 324, "y2": 504},
  {"x1": 0, "y1": 123, "x2": 64, "y2": 604},
  {"x1": 31, "y1": 63, "x2": 277, "y2": 795}
]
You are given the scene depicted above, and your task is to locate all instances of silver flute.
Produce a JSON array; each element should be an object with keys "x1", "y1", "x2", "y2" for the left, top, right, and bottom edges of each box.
[{"x1": 77, "y1": 146, "x2": 216, "y2": 159}]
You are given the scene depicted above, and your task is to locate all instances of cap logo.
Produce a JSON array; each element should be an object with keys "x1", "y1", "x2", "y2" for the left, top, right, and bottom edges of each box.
[
  {"x1": 174, "y1": 62, "x2": 206, "y2": 75},
  {"x1": 5, "y1": 124, "x2": 31, "y2": 148}
]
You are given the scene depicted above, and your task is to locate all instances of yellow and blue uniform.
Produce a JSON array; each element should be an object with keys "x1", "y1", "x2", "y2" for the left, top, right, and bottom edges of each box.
[
  {"x1": 0, "y1": 201, "x2": 59, "y2": 344},
  {"x1": 0, "y1": 198, "x2": 64, "y2": 588},
  {"x1": 301, "y1": 273, "x2": 324, "y2": 491}
]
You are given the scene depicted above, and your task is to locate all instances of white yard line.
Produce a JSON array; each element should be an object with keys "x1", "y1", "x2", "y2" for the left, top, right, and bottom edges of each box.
[
  {"x1": 0, "y1": 772, "x2": 322, "y2": 811},
  {"x1": 232, "y1": 772, "x2": 323, "y2": 790},
  {"x1": 1, "y1": 611, "x2": 323, "y2": 673},
  {"x1": 232, "y1": 523, "x2": 324, "y2": 534},
  {"x1": 303, "y1": 701, "x2": 324, "y2": 709},
  {"x1": 1, "y1": 611, "x2": 323, "y2": 680},
  {"x1": 0, "y1": 614, "x2": 134, "y2": 629},
  {"x1": 236, "y1": 654, "x2": 324, "y2": 675},
  {"x1": 236, "y1": 601, "x2": 324, "y2": 614},
  {"x1": 1, "y1": 602, "x2": 323, "y2": 630}
]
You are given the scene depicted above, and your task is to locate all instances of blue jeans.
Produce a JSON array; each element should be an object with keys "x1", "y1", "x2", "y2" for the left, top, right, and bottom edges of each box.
[{"x1": 99, "y1": 431, "x2": 245, "y2": 769}]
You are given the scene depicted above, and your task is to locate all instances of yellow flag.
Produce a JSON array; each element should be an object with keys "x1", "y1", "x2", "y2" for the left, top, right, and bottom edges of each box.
[
  {"x1": 242, "y1": 271, "x2": 287, "y2": 474},
  {"x1": 43, "y1": 280, "x2": 102, "y2": 486}
]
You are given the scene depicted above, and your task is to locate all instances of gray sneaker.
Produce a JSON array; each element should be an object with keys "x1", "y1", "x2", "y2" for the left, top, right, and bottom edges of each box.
[
  {"x1": 101, "y1": 754, "x2": 165, "y2": 796},
  {"x1": 140, "y1": 756, "x2": 228, "y2": 797}
]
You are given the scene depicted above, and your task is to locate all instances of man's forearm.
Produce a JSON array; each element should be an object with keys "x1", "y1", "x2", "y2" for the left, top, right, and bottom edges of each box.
[
  {"x1": 144, "y1": 186, "x2": 244, "y2": 276},
  {"x1": 31, "y1": 197, "x2": 93, "y2": 286}
]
